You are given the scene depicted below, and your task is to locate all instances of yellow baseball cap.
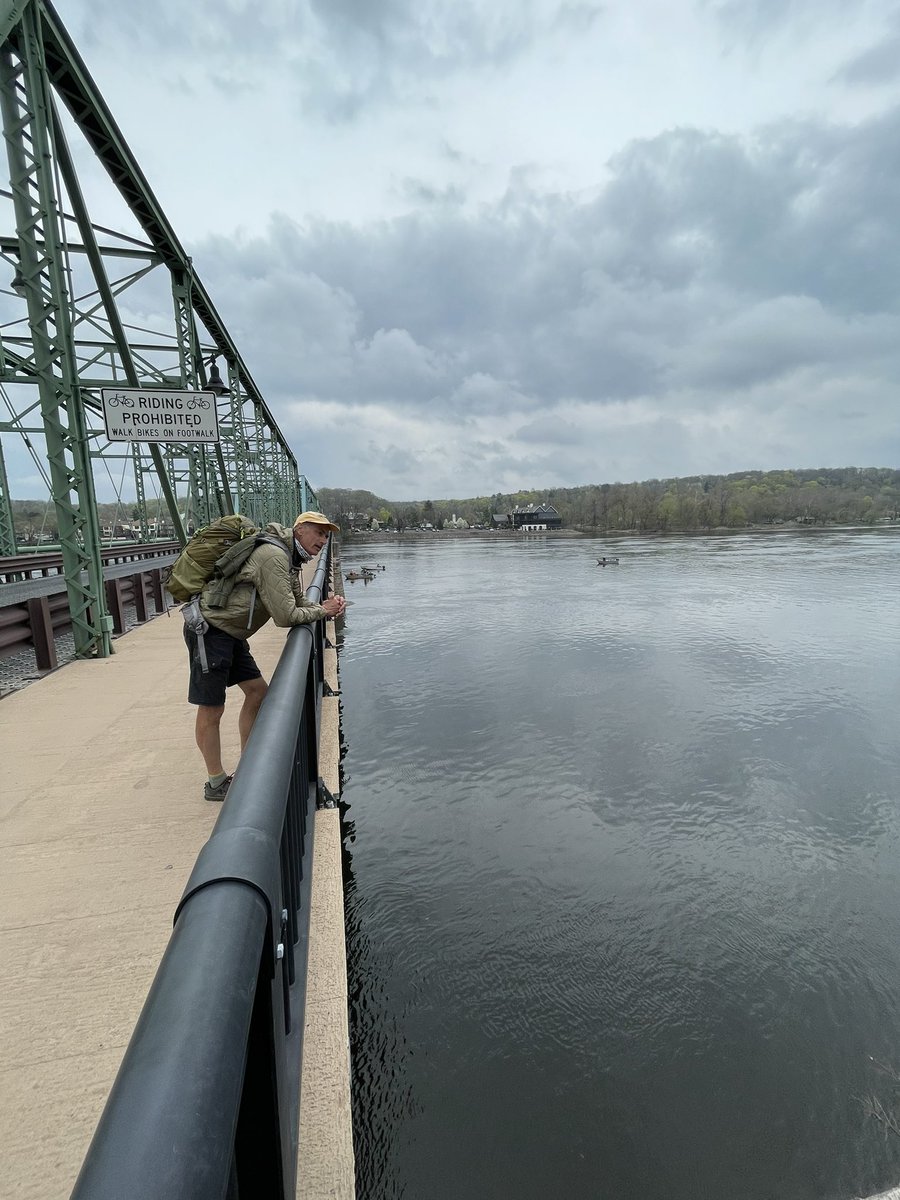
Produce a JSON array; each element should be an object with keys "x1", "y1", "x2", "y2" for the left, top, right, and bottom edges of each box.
[{"x1": 294, "y1": 511, "x2": 340, "y2": 533}]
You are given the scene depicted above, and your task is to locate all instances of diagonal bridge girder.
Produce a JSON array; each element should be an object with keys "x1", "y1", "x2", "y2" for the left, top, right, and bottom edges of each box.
[{"x1": 0, "y1": 0, "x2": 316, "y2": 655}]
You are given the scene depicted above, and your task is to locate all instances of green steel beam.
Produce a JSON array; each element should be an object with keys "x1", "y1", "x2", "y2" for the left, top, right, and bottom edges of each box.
[
  {"x1": 1, "y1": 14, "x2": 110, "y2": 655},
  {"x1": 38, "y1": 0, "x2": 299, "y2": 477},
  {"x1": 0, "y1": 437, "x2": 15, "y2": 552},
  {"x1": 0, "y1": 0, "x2": 30, "y2": 46},
  {"x1": 48, "y1": 88, "x2": 187, "y2": 548},
  {"x1": 1, "y1": 0, "x2": 313, "y2": 603},
  {"x1": 225, "y1": 359, "x2": 248, "y2": 515}
]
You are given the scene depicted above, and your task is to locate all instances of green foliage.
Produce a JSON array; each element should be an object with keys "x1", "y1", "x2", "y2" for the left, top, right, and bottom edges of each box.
[
  {"x1": 319, "y1": 467, "x2": 900, "y2": 534},
  {"x1": 9, "y1": 498, "x2": 179, "y2": 543}
]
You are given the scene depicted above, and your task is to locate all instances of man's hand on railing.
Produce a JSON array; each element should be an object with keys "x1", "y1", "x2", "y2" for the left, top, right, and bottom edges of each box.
[{"x1": 321, "y1": 596, "x2": 346, "y2": 618}]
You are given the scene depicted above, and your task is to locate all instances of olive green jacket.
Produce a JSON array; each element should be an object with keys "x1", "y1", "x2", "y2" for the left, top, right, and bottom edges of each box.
[{"x1": 198, "y1": 522, "x2": 327, "y2": 640}]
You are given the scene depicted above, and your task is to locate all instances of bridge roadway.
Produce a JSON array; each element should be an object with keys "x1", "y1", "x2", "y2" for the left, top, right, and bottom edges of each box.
[{"x1": 0, "y1": 570, "x2": 354, "y2": 1200}]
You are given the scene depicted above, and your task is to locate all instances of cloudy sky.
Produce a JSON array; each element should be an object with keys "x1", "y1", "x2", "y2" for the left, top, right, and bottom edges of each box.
[{"x1": 42, "y1": 1, "x2": 900, "y2": 496}]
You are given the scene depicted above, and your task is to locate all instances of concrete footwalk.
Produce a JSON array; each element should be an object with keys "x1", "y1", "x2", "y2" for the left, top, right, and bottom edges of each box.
[{"x1": 0, "y1": 598, "x2": 354, "y2": 1199}]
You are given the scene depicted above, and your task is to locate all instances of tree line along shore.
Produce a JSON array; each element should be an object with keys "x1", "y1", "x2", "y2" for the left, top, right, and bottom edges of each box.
[
  {"x1": 7, "y1": 467, "x2": 898, "y2": 544},
  {"x1": 320, "y1": 466, "x2": 900, "y2": 535}
]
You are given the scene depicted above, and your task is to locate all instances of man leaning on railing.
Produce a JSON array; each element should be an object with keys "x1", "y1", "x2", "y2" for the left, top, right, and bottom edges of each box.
[{"x1": 182, "y1": 511, "x2": 346, "y2": 802}]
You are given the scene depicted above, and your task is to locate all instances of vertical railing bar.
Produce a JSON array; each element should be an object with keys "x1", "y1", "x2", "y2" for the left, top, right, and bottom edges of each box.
[
  {"x1": 304, "y1": 663, "x2": 319, "y2": 807},
  {"x1": 289, "y1": 767, "x2": 303, "y2": 911},
  {"x1": 296, "y1": 727, "x2": 309, "y2": 870},
  {"x1": 284, "y1": 782, "x2": 299, "y2": 914},
  {"x1": 278, "y1": 843, "x2": 294, "y2": 1039},
  {"x1": 279, "y1": 834, "x2": 296, "y2": 989},
  {"x1": 284, "y1": 827, "x2": 299, "y2": 979},
  {"x1": 291, "y1": 725, "x2": 305, "y2": 892}
]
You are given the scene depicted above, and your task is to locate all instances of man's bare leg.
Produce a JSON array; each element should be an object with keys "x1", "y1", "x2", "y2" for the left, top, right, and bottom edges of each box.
[
  {"x1": 237, "y1": 677, "x2": 268, "y2": 751},
  {"x1": 195, "y1": 703, "x2": 226, "y2": 776}
]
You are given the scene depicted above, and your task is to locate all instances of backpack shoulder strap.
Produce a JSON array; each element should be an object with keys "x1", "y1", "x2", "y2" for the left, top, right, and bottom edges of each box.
[
  {"x1": 204, "y1": 533, "x2": 292, "y2": 611},
  {"x1": 254, "y1": 534, "x2": 292, "y2": 557},
  {"x1": 215, "y1": 533, "x2": 289, "y2": 570}
]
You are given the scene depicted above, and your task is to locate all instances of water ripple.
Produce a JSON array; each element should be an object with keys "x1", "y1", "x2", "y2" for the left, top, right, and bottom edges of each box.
[{"x1": 342, "y1": 529, "x2": 900, "y2": 1200}]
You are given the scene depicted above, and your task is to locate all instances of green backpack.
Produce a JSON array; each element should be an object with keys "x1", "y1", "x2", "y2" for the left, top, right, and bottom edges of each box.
[{"x1": 165, "y1": 515, "x2": 288, "y2": 606}]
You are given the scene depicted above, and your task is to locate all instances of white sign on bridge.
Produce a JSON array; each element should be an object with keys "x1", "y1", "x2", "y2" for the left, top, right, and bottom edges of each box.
[{"x1": 101, "y1": 388, "x2": 220, "y2": 443}]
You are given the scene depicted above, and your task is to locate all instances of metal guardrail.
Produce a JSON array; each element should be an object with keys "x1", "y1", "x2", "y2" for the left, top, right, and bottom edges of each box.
[
  {"x1": 0, "y1": 542, "x2": 182, "y2": 583},
  {"x1": 0, "y1": 550, "x2": 178, "y2": 671},
  {"x1": 70, "y1": 541, "x2": 335, "y2": 1200}
]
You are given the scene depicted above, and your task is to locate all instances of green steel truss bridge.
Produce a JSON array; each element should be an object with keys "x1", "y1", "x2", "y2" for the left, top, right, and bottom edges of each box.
[{"x1": 0, "y1": 0, "x2": 318, "y2": 661}]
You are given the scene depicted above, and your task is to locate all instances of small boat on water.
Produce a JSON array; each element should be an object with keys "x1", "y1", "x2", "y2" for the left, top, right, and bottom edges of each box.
[
  {"x1": 360, "y1": 564, "x2": 386, "y2": 572},
  {"x1": 345, "y1": 569, "x2": 376, "y2": 581},
  {"x1": 596, "y1": 557, "x2": 620, "y2": 566}
]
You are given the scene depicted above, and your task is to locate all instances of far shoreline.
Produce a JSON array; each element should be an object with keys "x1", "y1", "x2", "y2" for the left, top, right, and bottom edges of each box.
[{"x1": 343, "y1": 521, "x2": 897, "y2": 542}]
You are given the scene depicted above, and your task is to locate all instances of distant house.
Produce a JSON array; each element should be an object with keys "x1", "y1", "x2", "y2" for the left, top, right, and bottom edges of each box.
[
  {"x1": 511, "y1": 502, "x2": 562, "y2": 530},
  {"x1": 102, "y1": 521, "x2": 139, "y2": 540},
  {"x1": 491, "y1": 513, "x2": 510, "y2": 528}
]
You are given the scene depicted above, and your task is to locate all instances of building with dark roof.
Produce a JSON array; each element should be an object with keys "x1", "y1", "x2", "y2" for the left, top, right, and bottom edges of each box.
[{"x1": 510, "y1": 503, "x2": 562, "y2": 530}]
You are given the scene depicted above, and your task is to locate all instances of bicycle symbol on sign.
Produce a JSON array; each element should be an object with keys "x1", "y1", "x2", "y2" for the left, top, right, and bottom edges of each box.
[
  {"x1": 185, "y1": 396, "x2": 211, "y2": 411},
  {"x1": 105, "y1": 392, "x2": 135, "y2": 408}
]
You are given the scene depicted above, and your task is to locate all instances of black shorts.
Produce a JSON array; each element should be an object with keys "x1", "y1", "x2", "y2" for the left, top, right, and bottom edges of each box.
[{"x1": 184, "y1": 623, "x2": 262, "y2": 706}]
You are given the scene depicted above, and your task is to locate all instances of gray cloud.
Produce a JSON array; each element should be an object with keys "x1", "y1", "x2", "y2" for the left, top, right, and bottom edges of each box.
[
  {"x1": 65, "y1": 0, "x2": 601, "y2": 123},
  {"x1": 189, "y1": 101, "x2": 900, "y2": 495},
  {"x1": 552, "y1": 4, "x2": 605, "y2": 35},
  {"x1": 1, "y1": 0, "x2": 890, "y2": 506},
  {"x1": 595, "y1": 115, "x2": 900, "y2": 315},
  {"x1": 307, "y1": 0, "x2": 601, "y2": 69},
  {"x1": 395, "y1": 178, "x2": 468, "y2": 207},
  {"x1": 702, "y1": 0, "x2": 851, "y2": 42},
  {"x1": 71, "y1": 1, "x2": 310, "y2": 67},
  {"x1": 295, "y1": 2, "x2": 610, "y2": 122},
  {"x1": 516, "y1": 416, "x2": 587, "y2": 446},
  {"x1": 833, "y1": 33, "x2": 900, "y2": 87}
]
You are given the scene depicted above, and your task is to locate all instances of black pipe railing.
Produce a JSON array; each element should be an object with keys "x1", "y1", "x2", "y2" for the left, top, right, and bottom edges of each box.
[{"x1": 70, "y1": 541, "x2": 334, "y2": 1200}]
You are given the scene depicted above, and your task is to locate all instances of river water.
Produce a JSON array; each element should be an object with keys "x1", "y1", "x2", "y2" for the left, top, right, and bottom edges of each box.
[{"x1": 337, "y1": 527, "x2": 900, "y2": 1200}]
